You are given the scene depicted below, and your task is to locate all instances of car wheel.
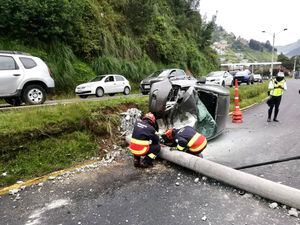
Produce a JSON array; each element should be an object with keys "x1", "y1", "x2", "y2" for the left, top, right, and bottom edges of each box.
[
  {"x1": 108, "y1": 93, "x2": 115, "y2": 96},
  {"x1": 222, "y1": 81, "x2": 225, "y2": 87},
  {"x1": 96, "y1": 87, "x2": 104, "y2": 97},
  {"x1": 123, "y1": 87, "x2": 130, "y2": 95},
  {"x1": 247, "y1": 79, "x2": 250, "y2": 85},
  {"x1": 79, "y1": 95, "x2": 88, "y2": 99},
  {"x1": 22, "y1": 85, "x2": 46, "y2": 105},
  {"x1": 230, "y1": 80, "x2": 234, "y2": 87},
  {"x1": 141, "y1": 91, "x2": 148, "y2": 95},
  {"x1": 4, "y1": 97, "x2": 22, "y2": 106}
]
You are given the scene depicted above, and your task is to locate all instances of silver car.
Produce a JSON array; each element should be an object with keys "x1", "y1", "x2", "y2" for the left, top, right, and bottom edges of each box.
[{"x1": 0, "y1": 51, "x2": 55, "y2": 106}]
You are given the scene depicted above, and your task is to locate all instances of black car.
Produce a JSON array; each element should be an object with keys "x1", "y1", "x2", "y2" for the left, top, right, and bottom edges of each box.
[
  {"x1": 140, "y1": 69, "x2": 195, "y2": 95},
  {"x1": 149, "y1": 79, "x2": 230, "y2": 140}
]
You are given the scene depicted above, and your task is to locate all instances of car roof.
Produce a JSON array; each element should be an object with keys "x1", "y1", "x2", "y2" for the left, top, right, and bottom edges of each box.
[{"x1": 0, "y1": 50, "x2": 31, "y2": 56}]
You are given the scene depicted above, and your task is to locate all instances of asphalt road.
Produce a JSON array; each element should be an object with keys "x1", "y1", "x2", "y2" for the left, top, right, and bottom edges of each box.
[{"x1": 0, "y1": 80, "x2": 300, "y2": 225}]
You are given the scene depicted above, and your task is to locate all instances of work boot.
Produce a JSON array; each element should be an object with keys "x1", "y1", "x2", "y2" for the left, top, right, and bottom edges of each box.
[
  {"x1": 140, "y1": 156, "x2": 153, "y2": 168},
  {"x1": 273, "y1": 118, "x2": 279, "y2": 122},
  {"x1": 267, "y1": 118, "x2": 271, "y2": 122},
  {"x1": 134, "y1": 156, "x2": 141, "y2": 168}
]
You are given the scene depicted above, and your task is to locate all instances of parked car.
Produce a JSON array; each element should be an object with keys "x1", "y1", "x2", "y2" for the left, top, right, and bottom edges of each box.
[
  {"x1": 253, "y1": 73, "x2": 263, "y2": 83},
  {"x1": 205, "y1": 71, "x2": 234, "y2": 87},
  {"x1": 75, "y1": 74, "x2": 131, "y2": 98},
  {"x1": 234, "y1": 70, "x2": 254, "y2": 85},
  {"x1": 140, "y1": 69, "x2": 195, "y2": 95},
  {"x1": 0, "y1": 51, "x2": 55, "y2": 106}
]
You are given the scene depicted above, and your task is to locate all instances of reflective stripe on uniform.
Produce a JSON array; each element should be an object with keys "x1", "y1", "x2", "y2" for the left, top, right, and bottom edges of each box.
[
  {"x1": 187, "y1": 133, "x2": 201, "y2": 147},
  {"x1": 148, "y1": 153, "x2": 157, "y2": 159},
  {"x1": 189, "y1": 139, "x2": 207, "y2": 152},
  {"x1": 129, "y1": 146, "x2": 149, "y2": 156},
  {"x1": 130, "y1": 138, "x2": 150, "y2": 145},
  {"x1": 129, "y1": 138, "x2": 150, "y2": 156},
  {"x1": 270, "y1": 80, "x2": 285, "y2": 96},
  {"x1": 177, "y1": 145, "x2": 185, "y2": 151}
]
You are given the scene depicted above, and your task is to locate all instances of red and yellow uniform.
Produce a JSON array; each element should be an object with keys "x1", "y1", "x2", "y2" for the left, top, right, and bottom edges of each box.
[
  {"x1": 164, "y1": 126, "x2": 207, "y2": 155},
  {"x1": 129, "y1": 117, "x2": 160, "y2": 167}
]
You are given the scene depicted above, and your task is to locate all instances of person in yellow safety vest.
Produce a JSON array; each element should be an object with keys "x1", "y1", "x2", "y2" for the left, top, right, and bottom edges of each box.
[
  {"x1": 267, "y1": 71, "x2": 287, "y2": 122},
  {"x1": 161, "y1": 126, "x2": 207, "y2": 157},
  {"x1": 129, "y1": 112, "x2": 160, "y2": 168}
]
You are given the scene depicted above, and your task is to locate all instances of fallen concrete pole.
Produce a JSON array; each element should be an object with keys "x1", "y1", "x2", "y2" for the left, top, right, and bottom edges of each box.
[{"x1": 159, "y1": 147, "x2": 300, "y2": 210}]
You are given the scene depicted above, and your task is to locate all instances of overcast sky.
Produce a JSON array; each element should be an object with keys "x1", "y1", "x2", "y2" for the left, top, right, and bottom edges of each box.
[{"x1": 199, "y1": 0, "x2": 299, "y2": 46}]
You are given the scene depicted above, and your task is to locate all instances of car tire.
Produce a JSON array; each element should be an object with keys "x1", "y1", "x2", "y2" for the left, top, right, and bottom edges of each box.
[
  {"x1": 79, "y1": 95, "x2": 88, "y2": 99},
  {"x1": 22, "y1": 85, "x2": 46, "y2": 105},
  {"x1": 222, "y1": 81, "x2": 225, "y2": 87},
  {"x1": 96, "y1": 87, "x2": 104, "y2": 97},
  {"x1": 4, "y1": 97, "x2": 22, "y2": 106},
  {"x1": 141, "y1": 91, "x2": 149, "y2": 95},
  {"x1": 123, "y1": 87, "x2": 130, "y2": 95},
  {"x1": 247, "y1": 79, "x2": 250, "y2": 85},
  {"x1": 108, "y1": 93, "x2": 115, "y2": 96}
]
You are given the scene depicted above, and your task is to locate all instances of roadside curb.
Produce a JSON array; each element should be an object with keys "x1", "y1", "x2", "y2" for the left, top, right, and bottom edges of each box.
[
  {"x1": 228, "y1": 96, "x2": 269, "y2": 116},
  {"x1": 0, "y1": 160, "x2": 98, "y2": 196}
]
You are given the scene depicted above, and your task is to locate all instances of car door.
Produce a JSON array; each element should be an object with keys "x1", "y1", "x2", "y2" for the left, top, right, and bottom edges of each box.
[
  {"x1": 115, "y1": 75, "x2": 126, "y2": 93},
  {"x1": 103, "y1": 75, "x2": 117, "y2": 93},
  {"x1": 0, "y1": 55, "x2": 23, "y2": 96}
]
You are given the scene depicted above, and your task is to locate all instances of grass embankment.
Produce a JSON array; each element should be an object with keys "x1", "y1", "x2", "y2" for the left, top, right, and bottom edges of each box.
[
  {"x1": 229, "y1": 82, "x2": 268, "y2": 111},
  {"x1": 0, "y1": 96, "x2": 148, "y2": 187}
]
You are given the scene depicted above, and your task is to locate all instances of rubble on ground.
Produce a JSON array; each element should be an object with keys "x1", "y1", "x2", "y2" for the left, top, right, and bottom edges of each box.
[{"x1": 120, "y1": 108, "x2": 142, "y2": 136}]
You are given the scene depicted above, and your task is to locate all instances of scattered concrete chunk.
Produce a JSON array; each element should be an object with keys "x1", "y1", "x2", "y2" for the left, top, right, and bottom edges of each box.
[
  {"x1": 269, "y1": 202, "x2": 278, "y2": 209},
  {"x1": 194, "y1": 178, "x2": 200, "y2": 183},
  {"x1": 9, "y1": 189, "x2": 19, "y2": 195},
  {"x1": 175, "y1": 182, "x2": 180, "y2": 186},
  {"x1": 288, "y1": 208, "x2": 299, "y2": 218},
  {"x1": 201, "y1": 215, "x2": 207, "y2": 221}
]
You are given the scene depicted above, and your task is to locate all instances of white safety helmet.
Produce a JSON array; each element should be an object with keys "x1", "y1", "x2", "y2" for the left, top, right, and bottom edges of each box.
[{"x1": 277, "y1": 71, "x2": 285, "y2": 77}]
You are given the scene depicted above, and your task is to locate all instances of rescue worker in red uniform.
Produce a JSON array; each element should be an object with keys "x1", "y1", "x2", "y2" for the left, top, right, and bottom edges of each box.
[
  {"x1": 162, "y1": 126, "x2": 207, "y2": 156},
  {"x1": 129, "y1": 112, "x2": 161, "y2": 168}
]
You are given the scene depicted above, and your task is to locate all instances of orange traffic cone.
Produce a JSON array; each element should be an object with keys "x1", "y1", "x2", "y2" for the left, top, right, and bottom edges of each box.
[{"x1": 232, "y1": 79, "x2": 243, "y2": 123}]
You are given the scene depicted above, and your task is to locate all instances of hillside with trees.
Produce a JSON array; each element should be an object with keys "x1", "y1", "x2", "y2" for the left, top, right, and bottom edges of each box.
[
  {"x1": 0, "y1": 0, "x2": 219, "y2": 93},
  {"x1": 212, "y1": 26, "x2": 273, "y2": 63}
]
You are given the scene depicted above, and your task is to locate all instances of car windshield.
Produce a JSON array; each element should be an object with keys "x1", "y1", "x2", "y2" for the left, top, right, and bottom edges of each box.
[
  {"x1": 90, "y1": 75, "x2": 106, "y2": 82},
  {"x1": 236, "y1": 71, "x2": 247, "y2": 76},
  {"x1": 207, "y1": 72, "x2": 222, "y2": 77},
  {"x1": 149, "y1": 70, "x2": 170, "y2": 78}
]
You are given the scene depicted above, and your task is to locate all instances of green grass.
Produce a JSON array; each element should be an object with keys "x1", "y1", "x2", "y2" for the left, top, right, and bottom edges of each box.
[
  {"x1": 0, "y1": 96, "x2": 147, "y2": 134},
  {"x1": 229, "y1": 82, "x2": 268, "y2": 111},
  {"x1": 0, "y1": 131, "x2": 97, "y2": 186},
  {"x1": 0, "y1": 96, "x2": 148, "y2": 187}
]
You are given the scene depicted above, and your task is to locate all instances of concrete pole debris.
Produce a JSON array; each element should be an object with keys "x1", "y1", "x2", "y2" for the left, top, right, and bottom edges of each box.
[{"x1": 159, "y1": 147, "x2": 300, "y2": 210}]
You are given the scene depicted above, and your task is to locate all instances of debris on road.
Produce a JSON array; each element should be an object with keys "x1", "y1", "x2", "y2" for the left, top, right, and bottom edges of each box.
[
  {"x1": 194, "y1": 178, "x2": 200, "y2": 183},
  {"x1": 269, "y1": 202, "x2": 278, "y2": 209},
  {"x1": 120, "y1": 108, "x2": 142, "y2": 136},
  {"x1": 9, "y1": 189, "x2": 19, "y2": 195},
  {"x1": 288, "y1": 208, "x2": 299, "y2": 218},
  {"x1": 201, "y1": 215, "x2": 207, "y2": 221}
]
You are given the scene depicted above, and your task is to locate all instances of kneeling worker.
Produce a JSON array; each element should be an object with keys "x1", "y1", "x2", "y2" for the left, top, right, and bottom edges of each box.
[
  {"x1": 162, "y1": 126, "x2": 207, "y2": 156},
  {"x1": 129, "y1": 112, "x2": 160, "y2": 168}
]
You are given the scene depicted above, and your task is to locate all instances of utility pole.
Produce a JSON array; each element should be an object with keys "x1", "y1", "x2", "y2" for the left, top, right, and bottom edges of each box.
[
  {"x1": 262, "y1": 28, "x2": 288, "y2": 78},
  {"x1": 293, "y1": 56, "x2": 297, "y2": 77}
]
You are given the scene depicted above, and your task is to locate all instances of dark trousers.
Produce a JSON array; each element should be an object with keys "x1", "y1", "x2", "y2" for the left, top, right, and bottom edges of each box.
[{"x1": 268, "y1": 95, "x2": 282, "y2": 119}]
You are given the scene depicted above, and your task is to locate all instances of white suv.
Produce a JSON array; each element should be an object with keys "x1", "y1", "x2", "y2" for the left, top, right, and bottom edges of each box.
[{"x1": 0, "y1": 51, "x2": 55, "y2": 105}]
